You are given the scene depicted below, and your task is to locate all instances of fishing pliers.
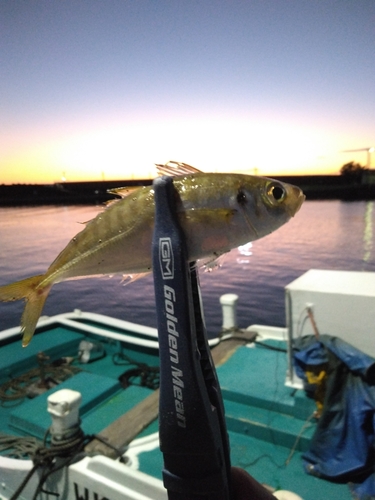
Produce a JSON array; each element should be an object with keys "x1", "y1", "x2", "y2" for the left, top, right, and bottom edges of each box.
[{"x1": 152, "y1": 175, "x2": 232, "y2": 500}]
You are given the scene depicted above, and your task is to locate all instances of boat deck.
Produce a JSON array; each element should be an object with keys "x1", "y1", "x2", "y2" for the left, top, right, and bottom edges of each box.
[
  {"x1": 0, "y1": 313, "x2": 353, "y2": 500},
  {"x1": 132, "y1": 343, "x2": 352, "y2": 500}
]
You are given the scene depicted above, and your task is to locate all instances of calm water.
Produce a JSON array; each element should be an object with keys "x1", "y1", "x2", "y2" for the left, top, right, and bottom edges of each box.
[{"x1": 0, "y1": 201, "x2": 374, "y2": 337}]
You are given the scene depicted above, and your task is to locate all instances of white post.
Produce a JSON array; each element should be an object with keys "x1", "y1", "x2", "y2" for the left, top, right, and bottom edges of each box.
[
  {"x1": 219, "y1": 294, "x2": 239, "y2": 331},
  {"x1": 48, "y1": 389, "x2": 82, "y2": 441}
]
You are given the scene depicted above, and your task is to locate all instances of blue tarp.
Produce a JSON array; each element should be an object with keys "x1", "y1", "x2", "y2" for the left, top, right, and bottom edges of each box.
[{"x1": 293, "y1": 335, "x2": 375, "y2": 500}]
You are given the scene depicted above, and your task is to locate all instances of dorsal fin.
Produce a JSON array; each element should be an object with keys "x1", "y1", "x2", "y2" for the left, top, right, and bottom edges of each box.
[
  {"x1": 155, "y1": 161, "x2": 202, "y2": 177},
  {"x1": 107, "y1": 186, "x2": 141, "y2": 199}
]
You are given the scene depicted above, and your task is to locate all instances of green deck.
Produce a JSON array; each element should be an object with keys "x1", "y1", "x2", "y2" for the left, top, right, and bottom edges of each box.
[
  {"x1": 218, "y1": 342, "x2": 316, "y2": 450},
  {"x1": 0, "y1": 325, "x2": 155, "y2": 438},
  {"x1": 0, "y1": 322, "x2": 354, "y2": 500},
  {"x1": 135, "y1": 343, "x2": 352, "y2": 500}
]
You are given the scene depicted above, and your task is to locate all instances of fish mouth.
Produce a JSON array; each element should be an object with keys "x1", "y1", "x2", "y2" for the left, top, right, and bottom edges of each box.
[
  {"x1": 287, "y1": 186, "x2": 305, "y2": 217},
  {"x1": 295, "y1": 191, "x2": 305, "y2": 213}
]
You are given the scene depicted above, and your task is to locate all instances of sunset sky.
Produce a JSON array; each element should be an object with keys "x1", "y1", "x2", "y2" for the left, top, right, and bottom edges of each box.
[{"x1": 1, "y1": 1, "x2": 374, "y2": 184}]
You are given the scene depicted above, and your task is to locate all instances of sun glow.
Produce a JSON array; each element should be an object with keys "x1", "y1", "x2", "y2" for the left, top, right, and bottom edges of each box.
[{"x1": 1, "y1": 115, "x2": 345, "y2": 185}]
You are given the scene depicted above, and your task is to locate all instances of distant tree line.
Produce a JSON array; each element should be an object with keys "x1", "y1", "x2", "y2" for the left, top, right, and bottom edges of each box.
[{"x1": 340, "y1": 161, "x2": 368, "y2": 180}]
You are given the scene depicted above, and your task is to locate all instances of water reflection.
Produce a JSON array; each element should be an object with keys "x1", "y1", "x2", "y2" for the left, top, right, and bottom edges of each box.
[
  {"x1": 0, "y1": 201, "x2": 374, "y2": 336},
  {"x1": 236, "y1": 242, "x2": 253, "y2": 264}
]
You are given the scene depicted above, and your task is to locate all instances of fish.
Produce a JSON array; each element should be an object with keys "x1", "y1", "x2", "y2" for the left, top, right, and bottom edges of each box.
[{"x1": 0, "y1": 161, "x2": 304, "y2": 346}]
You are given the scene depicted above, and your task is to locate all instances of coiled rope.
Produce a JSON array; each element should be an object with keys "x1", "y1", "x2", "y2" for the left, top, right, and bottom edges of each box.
[
  {"x1": 0, "y1": 364, "x2": 81, "y2": 402},
  {"x1": 9, "y1": 428, "x2": 92, "y2": 500}
]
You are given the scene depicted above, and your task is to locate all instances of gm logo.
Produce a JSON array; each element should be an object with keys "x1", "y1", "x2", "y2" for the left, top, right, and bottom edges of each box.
[{"x1": 159, "y1": 237, "x2": 174, "y2": 279}]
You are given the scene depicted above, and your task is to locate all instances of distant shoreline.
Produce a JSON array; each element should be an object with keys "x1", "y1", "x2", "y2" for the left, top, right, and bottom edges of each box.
[{"x1": 0, "y1": 175, "x2": 374, "y2": 206}]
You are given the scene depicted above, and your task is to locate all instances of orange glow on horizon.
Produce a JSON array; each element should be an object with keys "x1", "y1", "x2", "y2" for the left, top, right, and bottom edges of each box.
[{"x1": 0, "y1": 117, "x2": 368, "y2": 185}]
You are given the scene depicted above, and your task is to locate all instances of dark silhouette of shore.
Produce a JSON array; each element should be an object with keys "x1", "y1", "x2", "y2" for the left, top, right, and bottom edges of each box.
[
  {"x1": 271, "y1": 174, "x2": 375, "y2": 201},
  {"x1": 0, "y1": 175, "x2": 374, "y2": 206},
  {"x1": 0, "y1": 179, "x2": 150, "y2": 206}
]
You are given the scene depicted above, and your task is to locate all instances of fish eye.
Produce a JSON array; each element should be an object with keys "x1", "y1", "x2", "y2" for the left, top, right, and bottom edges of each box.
[
  {"x1": 267, "y1": 183, "x2": 286, "y2": 203},
  {"x1": 236, "y1": 189, "x2": 247, "y2": 205}
]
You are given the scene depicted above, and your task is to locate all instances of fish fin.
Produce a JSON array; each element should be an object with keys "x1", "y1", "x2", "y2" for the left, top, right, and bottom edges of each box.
[
  {"x1": 0, "y1": 275, "x2": 51, "y2": 347},
  {"x1": 199, "y1": 253, "x2": 227, "y2": 272},
  {"x1": 156, "y1": 161, "x2": 202, "y2": 177},
  {"x1": 0, "y1": 275, "x2": 44, "y2": 302},
  {"x1": 121, "y1": 272, "x2": 150, "y2": 285},
  {"x1": 184, "y1": 207, "x2": 236, "y2": 222},
  {"x1": 103, "y1": 199, "x2": 117, "y2": 208},
  {"x1": 107, "y1": 186, "x2": 140, "y2": 199}
]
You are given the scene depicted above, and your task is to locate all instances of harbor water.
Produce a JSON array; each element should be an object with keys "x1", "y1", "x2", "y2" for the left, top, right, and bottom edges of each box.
[{"x1": 0, "y1": 200, "x2": 374, "y2": 337}]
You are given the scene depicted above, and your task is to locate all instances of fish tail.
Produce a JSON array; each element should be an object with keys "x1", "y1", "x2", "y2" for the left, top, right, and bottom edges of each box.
[{"x1": 0, "y1": 275, "x2": 51, "y2": 347}]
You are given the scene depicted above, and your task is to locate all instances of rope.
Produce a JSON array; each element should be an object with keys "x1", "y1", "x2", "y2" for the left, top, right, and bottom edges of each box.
[
  {"x1": 0, "y1": 364, "x2": 81, "y2": 402},
  {"x1": 238, "y1": 412, "x2": 316, "y2": 471},
  {"x1": 306, "y1": 307, "x2": 320, "y2": 339},
  {"x1": 9, "y1": 428, "x2": 92, "y2": 500},
  {"x1": 284, "y1": 412, "x2": 316, "y2": 466},
  {"x1": 113, "y1": 351, "x2": 160, "y2": 390},
  {"x1": 9, "y1": 463, "x2": 40, "y2": 500},
  {"x1": 0, "y1": 433, "x2": 42, "y2": 459}
]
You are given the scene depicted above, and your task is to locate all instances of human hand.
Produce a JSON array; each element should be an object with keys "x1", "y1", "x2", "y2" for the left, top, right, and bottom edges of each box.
[{"x1": 231, "y1": 467, "x2": 276, "y2": 500}]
